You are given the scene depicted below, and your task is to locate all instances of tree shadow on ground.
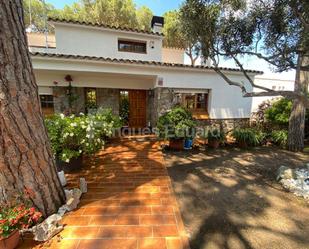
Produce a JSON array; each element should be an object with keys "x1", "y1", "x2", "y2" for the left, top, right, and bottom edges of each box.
[{"x1": 164, "y1": 146, "x2": 309, "y2": 249}]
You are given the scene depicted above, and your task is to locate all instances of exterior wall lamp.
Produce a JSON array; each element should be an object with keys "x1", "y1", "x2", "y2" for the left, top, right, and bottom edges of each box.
[
  {"x1": 64, "y1": 74, "x2": 76, "y2": 111},
  {"x1": 148, "y1": 88, "x2": 154, "y2": 98}
]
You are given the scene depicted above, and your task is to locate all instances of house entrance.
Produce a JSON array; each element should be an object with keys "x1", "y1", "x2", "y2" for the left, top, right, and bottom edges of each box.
[{"x1": 120, "y1": 90, "x2": 147, "y2": 128}]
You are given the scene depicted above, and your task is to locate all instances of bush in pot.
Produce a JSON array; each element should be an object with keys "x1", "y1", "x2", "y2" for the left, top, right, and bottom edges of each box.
[
  {"x1": 45, "y1": 109, "x2": 122, "y2": 172},
  {"x1": 207, "y1": 129, "x2": 225, "y2": 149},
  {"x1": 232, "y1": 128, "x2": 266, "y2": 148},
  {"x1": 157, "y1": 106, "x2": 196, "y2": 150}
]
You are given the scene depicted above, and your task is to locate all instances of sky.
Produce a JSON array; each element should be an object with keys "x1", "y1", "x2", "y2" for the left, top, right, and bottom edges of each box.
[
  {"x1": 47, "y1": 0, "x2": 184, "y2": 15},
  {"x1": 46, "y1": 0, "x2": 295, "y2": 80}
]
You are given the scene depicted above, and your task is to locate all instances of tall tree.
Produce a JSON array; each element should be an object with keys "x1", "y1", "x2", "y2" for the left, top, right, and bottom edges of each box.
[
  {"x1": 163, "y1": 10, "x2": 201, "y2": 65},
  {"x1": 136, "y1": 6, "x2": 153, "y2": 31},
  {"x1": 181, "y1": 0, "x2": 309, "y2": 151},
  {"x1": 0, "y1": 0, "x2": 65, "y2": 217},
  {"x1": 23, "y1": 0, "x2": 153, "y2": 32},
  {"x1": 23, "y1": 0, "x2": 60, "y2": 31}
]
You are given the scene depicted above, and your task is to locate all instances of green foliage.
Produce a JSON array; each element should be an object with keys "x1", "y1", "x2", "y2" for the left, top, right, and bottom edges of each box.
[
  {"x1": 181, "y1": 0, "x2": 309, "y2": 72},
  {"x1": 45, "y1": 109, "x2": 121, "y2": 163},
  {"x1": 23, "y1": 0, "x2": 61, "y2": 32},
  {"x1": 207, "y1": 128, "x2": 225, "y2": 142},
  {"x1": 136, "y1": 6, "x2": 153, "y2": 31},
  {"x1": 23, "y1": 0, "x2": 154, "y2": 32},
  {"x1": 157, "y1": 106, "x2": 196, "y2": 139},
  {"x1": 163, "y1": 10, "x2": 186, "y2": 48},
  {"x1": 232, "y1": 128, "x2": 266, "y2": 147},
  {"x1": 271, "y1": 130, "x2": 288, "y2": 148},
  {"x1": 163, "y1": 10, "x2": 201, "y2": 64},
  {"x1": 265, "y1": 98, "x2": 292, "y2": 127}
]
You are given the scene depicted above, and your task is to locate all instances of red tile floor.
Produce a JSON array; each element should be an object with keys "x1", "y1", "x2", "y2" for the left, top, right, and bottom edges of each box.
[{"x1": 19, "y1": 137, "x2": 189, "y2": 249}]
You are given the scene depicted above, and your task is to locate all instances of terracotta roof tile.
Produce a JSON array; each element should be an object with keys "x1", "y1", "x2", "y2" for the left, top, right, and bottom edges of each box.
[
  {"x1": 48, "y1": 18, "x2": 164, "y2": 37},
  {"x1": 30, "y1": 52, "x2": 264, "y2": 74}
]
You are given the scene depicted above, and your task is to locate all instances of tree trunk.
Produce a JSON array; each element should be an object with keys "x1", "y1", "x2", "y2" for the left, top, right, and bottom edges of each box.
[
  {"x1": 0, "y1": 0, "x2": 65, "y2": 217},
  {"x1": 288, "y1": 54, "x2": 309, "y2": 152}
]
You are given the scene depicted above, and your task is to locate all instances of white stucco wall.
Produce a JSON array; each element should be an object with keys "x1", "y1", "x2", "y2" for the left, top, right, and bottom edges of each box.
[
  {"x1": 162, "y1": 47, "x2": 185, "y2": 64},
  {"x1": 53, "y1": 23, "x2": 163, "y2": 61},
  {"x1": 32, "y1": 56, "x2": 256, "y2": 119},
  {"x1": 251, "y1": 75, "x2": 294, "y2": 112}
]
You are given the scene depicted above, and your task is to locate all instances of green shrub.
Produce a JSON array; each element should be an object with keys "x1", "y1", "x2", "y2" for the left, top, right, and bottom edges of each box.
[
  {"x1": 157, "y1": 106, "x2": 196, "y2": 139},
  {"x1": 265, "y1": 98, "x2": 291, "y2": 127},
  {"x1": 45, "y1": 109, "x2": 122, "y2": 163},
  {"x1": 232, "y1": 128, "x2": 266, "y2": 147},
  {"x1": 271, "y1": 130, "x2": 288, "y2": 148},
  {"x1": 207, "y1": 128, "x2": 225, "y2": 142}
]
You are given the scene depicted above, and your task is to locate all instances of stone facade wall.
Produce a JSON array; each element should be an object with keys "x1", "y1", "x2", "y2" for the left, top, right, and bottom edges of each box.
[
  {"x1": 96, "y1": 88, "x2": 120, "y2": 115},
  {"x1": 146, "y1": 92, "x2": 153, "y2": 127},
  {"x1": 153, "y1": 88, "x2": 176, "y2": 125},
  {"x1": 53, "y1": 86, "x2": 85, "y2": 114},
  {"x1": 52, "y1": 86, "x2": 248, "y2": 131},
  {"x1": 153, "y1": 87, "x2": 249, "y2": 131},
  {"x1": 196, "y1": 118, "x2": 250, "y2": 133},
  {"x1": 53, "y1": 87, "x2": 120, "y2": 115}
]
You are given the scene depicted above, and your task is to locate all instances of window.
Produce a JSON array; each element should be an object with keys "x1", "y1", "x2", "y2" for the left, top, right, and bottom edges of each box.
[
  {"x1": 118, "y1": 39, "x2": 147, "y2": 53},
  {"x1": 181, "y1": 93, "x2": 208, "y2": 111},
  {"x1": 40, "y1": 95, "x2": 54, "y2": 116},
  {"x1": 85, "y1": 88, "x2": 97, "y2": 111}
]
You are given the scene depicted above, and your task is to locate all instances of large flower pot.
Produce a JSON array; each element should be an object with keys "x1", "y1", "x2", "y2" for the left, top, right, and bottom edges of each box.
[
  {"x1": 56, "y1": 155, "x2": 83, "y2": 173},
  {"x1": 184, "y1": 139, "x2": 193, "y2": 150},
  {"x1": 208, "y1": 139, "x2": 220, "y2": 149},
  {"x1": 0, "y1": 231, "x2": 20, "y2": 249},
  {"x1": 169, "y1": 139, "x2": 184, "y2": 150}
]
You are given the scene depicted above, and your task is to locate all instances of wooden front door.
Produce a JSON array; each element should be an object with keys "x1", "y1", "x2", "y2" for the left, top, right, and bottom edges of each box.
[{"x1": 129, "y1": 90, "x2": 146, "y2": 128}]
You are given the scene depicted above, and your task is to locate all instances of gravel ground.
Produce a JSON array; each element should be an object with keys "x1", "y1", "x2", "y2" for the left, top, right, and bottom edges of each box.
[{"x1": 164, "y1": 146, "x2": 309, "y2": 249}]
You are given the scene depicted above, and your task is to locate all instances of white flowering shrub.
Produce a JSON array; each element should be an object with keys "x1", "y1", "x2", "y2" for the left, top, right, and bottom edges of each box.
[{"x1": 45, "y1": 109, "x2": 122, "y2": 163}]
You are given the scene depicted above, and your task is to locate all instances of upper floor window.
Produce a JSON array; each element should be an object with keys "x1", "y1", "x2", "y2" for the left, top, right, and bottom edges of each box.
[{"x1": 118, "y1": 39, "x2": 147, "y2": 54}]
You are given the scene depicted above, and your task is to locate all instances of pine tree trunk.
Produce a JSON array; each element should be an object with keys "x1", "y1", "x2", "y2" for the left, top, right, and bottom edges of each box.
[
  {"x1": 288, "y1": 55, "x2": 309, "y2": 152},
  {"x1": 0, "y1": 0, "x2": 65, "y2": 217}
]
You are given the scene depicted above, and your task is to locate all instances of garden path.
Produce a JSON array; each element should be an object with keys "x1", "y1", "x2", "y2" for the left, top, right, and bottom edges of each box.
[{"x1": 20, "y1": 136, "x2": 189, "y2": 249}]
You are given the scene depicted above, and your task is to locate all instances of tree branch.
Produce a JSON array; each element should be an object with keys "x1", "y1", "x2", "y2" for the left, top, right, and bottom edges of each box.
[
  {"x1": 243, "y1": 91, "x2": 298, "y2": 98},
  {"x1": 231, "y1": 55, "x2": 276, "y2": 92},
  {"x1": 210, "y1": 55, "x2": 301, "y2": 100},
  {"x1": 289, "y1": 1, "x2": 309, "y2": 31}
]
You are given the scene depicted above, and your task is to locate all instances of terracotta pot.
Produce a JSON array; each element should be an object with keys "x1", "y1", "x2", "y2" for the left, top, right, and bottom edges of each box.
[
  {"x1": 56, "y1": 155, "x2": 83, "y2": 173},
  {"x1": 238, "y1": 141, "x2": 248, "y2": 148},
  {"x1": 208, "y1": 139, "x2": 220, "y2": 149},
  {"x1": 169, "y1": 139, "x2": 184, "y2": 150},
  {"x1": 0, "y1": 230, "x2": 20, "y2": 249}
]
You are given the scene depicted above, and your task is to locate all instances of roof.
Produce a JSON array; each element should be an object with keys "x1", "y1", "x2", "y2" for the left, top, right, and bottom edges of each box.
[
  {"x1": 30, "y1": 52, "x2": 263, "y2": 74},
  {"x1": 48, "y1": 18, "x2": 164, "y2": 37}
]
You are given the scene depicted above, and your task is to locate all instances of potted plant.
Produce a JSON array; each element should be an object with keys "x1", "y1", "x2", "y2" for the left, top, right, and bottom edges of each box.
[
  {"x1": 207, "y1": 129, "x2": 225, "y2": 149},
  {"x1": 157, "y1": 106, "x2": 196, "y2": 150},
  {"x1": 0, "y1": 197, "x2": 42, "y2": 249},
  {"x1": 45, "y1": 109, "x2": 121, "y2": 173},
  {"x1": 232, "y1": 128, "x2": 266, "y2": 148}
]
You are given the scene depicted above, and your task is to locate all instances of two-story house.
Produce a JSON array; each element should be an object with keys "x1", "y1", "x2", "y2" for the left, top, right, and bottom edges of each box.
[{"x1": 28, "y1": 16, "x2": 262, "y2": 128}]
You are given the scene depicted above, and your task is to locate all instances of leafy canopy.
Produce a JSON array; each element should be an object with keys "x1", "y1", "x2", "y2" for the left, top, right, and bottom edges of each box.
[
  {"x1": 181, "y1": 0, "x2": 309, "y2": 72},
  {"x1": 23, "y1": 0, "x2": 153, "y2": 32}
]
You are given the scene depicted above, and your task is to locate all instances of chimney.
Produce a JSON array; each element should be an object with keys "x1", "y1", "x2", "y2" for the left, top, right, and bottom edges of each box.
[{"x1": 151, "y1": 16, "x2": 164, "y2": 33}]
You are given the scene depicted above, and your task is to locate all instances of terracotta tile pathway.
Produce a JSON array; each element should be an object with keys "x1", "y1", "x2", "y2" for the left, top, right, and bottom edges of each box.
[{"x1": 20, "y1": 137, "x2": 189, "y2": 249}]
